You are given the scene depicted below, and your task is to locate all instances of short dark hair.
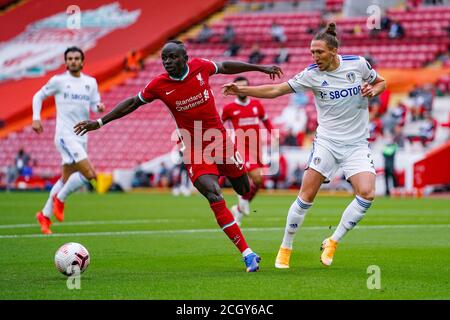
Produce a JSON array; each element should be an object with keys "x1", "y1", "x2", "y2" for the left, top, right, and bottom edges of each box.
[
  {"x1": 313, "y1": 22, "x2": 339, "y2": 49},
  {"x1": 64, "y1": 46, "x2": 84, "y2": 61},
  {"x1": 165, "y1": 40, "x2": 187, "y2": 55},
  {"x1": 166, "y1": 39, "x2": 184, "y2": 46},
  {"x1": 233, "y1": 76, "x2": 249, "y2": 84}
]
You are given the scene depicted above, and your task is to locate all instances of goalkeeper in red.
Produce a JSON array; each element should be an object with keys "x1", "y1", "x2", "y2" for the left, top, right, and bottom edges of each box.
[
  {"x1": 74, "y1": 40, "x2": 282, "y2": 272},
  {"x1": 221, "y1": 76, "x2": 274, "y2": 226}
]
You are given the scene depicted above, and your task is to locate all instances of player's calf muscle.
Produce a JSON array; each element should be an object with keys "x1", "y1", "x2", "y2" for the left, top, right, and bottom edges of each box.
[{"x1": 299, "y1": 184, "x2": 320, "y2": 203}]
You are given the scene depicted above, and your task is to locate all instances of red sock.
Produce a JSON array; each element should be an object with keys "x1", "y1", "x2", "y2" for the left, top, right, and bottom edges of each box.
[
  {"x1": 242, "y1": 181, "x2": 260, "y2": 202},
  {"x1": 210, "y1": 200, "x2": 249, "y2": 253}
]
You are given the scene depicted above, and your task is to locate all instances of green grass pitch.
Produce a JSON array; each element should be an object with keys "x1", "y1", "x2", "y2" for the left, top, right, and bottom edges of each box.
[{"x1": 0, "y1": 191, "x2": 449, "y2": 300}]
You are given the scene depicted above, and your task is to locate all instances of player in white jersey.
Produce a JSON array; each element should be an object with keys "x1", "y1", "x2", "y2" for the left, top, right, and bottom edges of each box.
[
  {"x1": 32, "y1": 47, "x2": 105, "y2": 234},
  {"x1": 223, "y1": 23, "x2": 386, "y2": 268}
]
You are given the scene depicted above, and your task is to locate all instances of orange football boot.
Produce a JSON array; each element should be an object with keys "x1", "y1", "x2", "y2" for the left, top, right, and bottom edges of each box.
[
  {"x1": 52, "y1": 195, "x2": 65, "y2": 222},
  {"x1": 320, "y1": 238, "x2": 338, "y2": 266},
  {"x1": 275, "y1": 246, "x2": 292, "y2": 269},
  {"x1": 36, "y1": 212, "x2": 52, "y2": 234}
]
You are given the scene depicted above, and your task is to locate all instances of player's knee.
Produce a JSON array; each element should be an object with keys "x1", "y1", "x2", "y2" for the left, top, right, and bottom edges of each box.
[
  {"x1": 83, "y1": 170, "x2": 96, "y2": 181},
  {"x1": 205, "y1": 190, "x2": 223, "y2": 203},
  {"x1": 299, "y1": 190, "x2": 315, "y2": 203},
  {"x1": 357, "y1": 189, "x2": 375, "y2": 201}
]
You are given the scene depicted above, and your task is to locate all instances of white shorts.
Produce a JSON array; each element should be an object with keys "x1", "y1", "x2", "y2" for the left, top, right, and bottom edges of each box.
[
  {"x1": 55, "y1": 137, "x2": 88, "y2": 165},
  {"x1": 306, "y1": 138, "x2": 376, "y2": 181}
]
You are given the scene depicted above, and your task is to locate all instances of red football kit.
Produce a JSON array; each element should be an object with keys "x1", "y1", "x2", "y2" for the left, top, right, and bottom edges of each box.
[
  {"x1": 222, "y1": 98, "x2": 273, "y2": 172},
  {"x1": 139, "y1": 58, "x2": 245, "y2": 182}
]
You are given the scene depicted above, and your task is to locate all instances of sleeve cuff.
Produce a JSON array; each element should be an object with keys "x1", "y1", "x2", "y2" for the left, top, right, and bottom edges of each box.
[
  {"x1": 364, "y1": 71, "x2": 378, "y2": 84},
  {"x1": 211, "y1": 61, "x2": 219, "y2": 74},
  {"x1": 138, "y1": 92, "x2": 150, "y2": 103},
  {"x1": 287, "y1": 80, "x2": 297, "y2": 93}
]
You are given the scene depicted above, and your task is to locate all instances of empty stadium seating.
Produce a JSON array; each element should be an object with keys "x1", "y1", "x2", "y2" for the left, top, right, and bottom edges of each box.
[{"x1": 0, "y1": 4, "x2": 448, "y2": 178}]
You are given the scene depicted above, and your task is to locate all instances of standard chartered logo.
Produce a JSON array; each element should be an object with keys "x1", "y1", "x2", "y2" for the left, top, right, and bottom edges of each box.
[{"x1": 175, "y1": 93, "x2": 205, "y2": 111}]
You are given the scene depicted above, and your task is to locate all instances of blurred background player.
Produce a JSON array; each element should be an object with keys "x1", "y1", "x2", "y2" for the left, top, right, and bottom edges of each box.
[
  {"x1": 223, "y1": 23, "x2": 386, "y2": 268},
  {"x1": 124, "y1": 49, "x2": 144, "y2": 72},
  {"x1": 382, "y1": 133, "x2": 398, "y2": 197},
  {"x1": 73, "y1": 40, "x2": 282, "y2": 272},
  {"x1": 221, "y1": 76, "x2": 274, "y2": 226},
  {"x1": 33, "y1": 46, "x2": 105, "y2": 234},
  {"x1": 172, "y1": 151, "x2": 193, "y2": 197}
]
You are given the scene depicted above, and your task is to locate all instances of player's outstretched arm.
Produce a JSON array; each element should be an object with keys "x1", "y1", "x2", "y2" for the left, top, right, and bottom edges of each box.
[
  {"x1": 74, "y1": 95, "x2": 145, "y2": 136},
  {"x1": 216, "y1": 61, "x2": 283, "y2": 80},
  {"x1": 222, "y1": 82, "x2": 293, "y2": 99}
]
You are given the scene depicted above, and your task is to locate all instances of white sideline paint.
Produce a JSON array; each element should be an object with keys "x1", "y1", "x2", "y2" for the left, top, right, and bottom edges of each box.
[
  {"x1": 0, "y1": 219, "x2": 169, "y2": 229},
  {"x1": 0, "y1": 224, "x2": 448, "y2": 239}
]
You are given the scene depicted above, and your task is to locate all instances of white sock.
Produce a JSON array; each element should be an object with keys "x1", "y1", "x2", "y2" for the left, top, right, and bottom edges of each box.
[
  {"x1": 242, "y1": 248, "x2": 253, "y2": 257},
  {"x1": 281, "y1": 197, "x2": 313, "y2": 249},
  {"x1": 238, "y1": 195, "x2": 250, "y2": 215},
  {"x1": 331, "y1": 195, "x2": 372, "y2": 242},
  {"x1": 57, "y1": 172, "x2": 88, "y2": 202},
  {"x1": 42, "y1": 179, "x2": 64, "y2": 218},
  {"x1": 234, "y1": 206, "x2": 245, "y2": 226}
]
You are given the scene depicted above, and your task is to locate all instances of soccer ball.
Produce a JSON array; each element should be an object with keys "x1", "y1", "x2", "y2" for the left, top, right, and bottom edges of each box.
[{"x1": 54, "y1": 242, "x2": 90, "y2": 276}]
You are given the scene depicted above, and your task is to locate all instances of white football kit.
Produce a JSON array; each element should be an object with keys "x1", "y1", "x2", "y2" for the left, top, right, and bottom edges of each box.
[
  {"x1": 33, "y1": 72, "x2": 101, "y2": 164},
  {"x1": 287, "y1": 55, "x2": 378, "y2": 180}
]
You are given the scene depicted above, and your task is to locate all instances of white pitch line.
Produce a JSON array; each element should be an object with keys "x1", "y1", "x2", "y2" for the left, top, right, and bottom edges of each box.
[
  {"x1": 0, "y1": 224, "x2": 448, "y2": 239},
  {"x1": 0, "y1": 219, "x2": 170, "y2": 229}
]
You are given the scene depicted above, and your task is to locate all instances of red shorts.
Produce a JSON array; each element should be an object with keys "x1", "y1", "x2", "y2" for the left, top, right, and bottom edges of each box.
[
  {"x1": 182, "y1": 134, "x2": 247, "y2": 183},
  {"x1": 185, "y1": 161, "x2": 246, "y2": 183}
]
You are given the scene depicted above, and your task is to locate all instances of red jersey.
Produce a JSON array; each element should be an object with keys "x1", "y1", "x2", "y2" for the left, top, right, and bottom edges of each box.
[
  {"x1": 139, "y1": 58, "x2": 225, "y2": 140},
  {"x1": 222, "y1": 98, "x2": 268, "y2": 132},
  {"x1": 139, "y1": 58, "x2": 243, "y2": 182},
  {"x1": 222, "y1": 98, "x2": 272, "y2": 170}
]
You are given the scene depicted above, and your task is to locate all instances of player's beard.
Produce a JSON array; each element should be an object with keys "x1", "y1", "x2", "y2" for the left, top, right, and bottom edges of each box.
[{"x1": 67, "y1": 64, "x2": 83, "y2": 73}]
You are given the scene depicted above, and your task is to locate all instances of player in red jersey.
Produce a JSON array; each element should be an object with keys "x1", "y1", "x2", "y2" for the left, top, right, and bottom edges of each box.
[
  {"x1": 74, "y1": 40, "x2": 282, "y2": 272},
  {"x1": 221, "y1": 76, "x2": 274, "y2": 226}
]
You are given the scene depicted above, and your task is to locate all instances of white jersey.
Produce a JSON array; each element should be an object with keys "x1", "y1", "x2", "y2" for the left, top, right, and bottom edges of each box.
[
  {"x1": 32, "y1": 71, "x2": 101, "y2": 143},
  {"x1": 287, "y1": 55, "x2": 377, "y2": 145}
]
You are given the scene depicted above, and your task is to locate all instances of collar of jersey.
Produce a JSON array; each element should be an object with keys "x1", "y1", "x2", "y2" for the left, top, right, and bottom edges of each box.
[
  {"x1": 66, "y1": 71, "x2": 84, "y2": 79},
  {"x1": 169, "y1": 65, "x2": 190, "y2": 81},
  {"x1": 234, "y1": 97, "x2": 250, "y2": 106}
]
